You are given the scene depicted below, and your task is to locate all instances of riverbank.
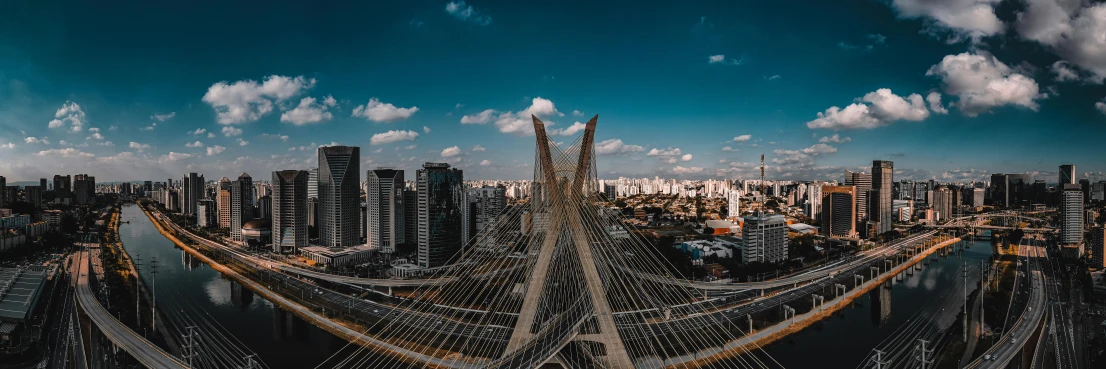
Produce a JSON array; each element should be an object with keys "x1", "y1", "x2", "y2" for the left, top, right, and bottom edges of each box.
[
  {"x1": 674, "y1": 236, "x2": 964, "y2": 367},
  {"x1": 137, "y1": 204, "x2": 400, "y2": 360}
]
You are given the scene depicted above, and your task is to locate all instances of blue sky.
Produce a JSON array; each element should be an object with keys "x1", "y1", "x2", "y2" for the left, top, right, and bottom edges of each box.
[{"x1": 1, "y1": 0, "x2": 1105, "y2": 183}]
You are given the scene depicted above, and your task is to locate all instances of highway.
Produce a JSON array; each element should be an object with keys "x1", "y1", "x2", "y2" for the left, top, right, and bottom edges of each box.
[
  {"x1": 963, "y1": 238, "x2": 1048, "y2": 369},
  {"x1": 72, "y1": 249, "x2": 188, "y2": 369},
  {"x1": 1040, "y1": 239, "x2": 1079, "y2": 369},
  {"x1": 157, "y1": 206, "x2": 940, "y2": 293}
]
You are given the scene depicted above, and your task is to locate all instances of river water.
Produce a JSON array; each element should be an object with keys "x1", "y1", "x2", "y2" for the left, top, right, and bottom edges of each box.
[
  {"x1": 119, "y1": 202, "x2": 992, "y2": 368},
  {"x1": 118, "y1": 203, "x2": 352, "y2": 368},
  {"x1": 760, "y1": 235, "x2": 994, "y2": 368}
]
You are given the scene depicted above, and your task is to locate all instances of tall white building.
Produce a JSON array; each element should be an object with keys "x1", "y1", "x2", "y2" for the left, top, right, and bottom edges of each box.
[
  {"x1": 740, "y1": 212, "x2": 787, "y2": 264},
  {"x1": 467, "y1": 185, "x2": 506, "y2": 237},
  {"x1": 1060, "y1": 184, "x2": 1084, "y2": 245},
  {"x1": 230, "y1": 173, "x2": 254, "y2": 243},
  {"x1": 727, "y1": 190, "x2": 741, "y2": 219}
]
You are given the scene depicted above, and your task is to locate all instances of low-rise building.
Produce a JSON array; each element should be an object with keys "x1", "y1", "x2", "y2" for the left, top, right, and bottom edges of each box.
[{"x1": 301, "y1": 245, "x2": 376, "y2": 269}]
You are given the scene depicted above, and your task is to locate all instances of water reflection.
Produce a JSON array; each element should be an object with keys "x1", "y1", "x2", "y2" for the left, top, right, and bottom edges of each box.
[
  {"x1": 231, "y1": 281, "x2": 255, "y2": 310},
  {"x1": 869, "y1": 282, "x2": 891, "y2": 327}
]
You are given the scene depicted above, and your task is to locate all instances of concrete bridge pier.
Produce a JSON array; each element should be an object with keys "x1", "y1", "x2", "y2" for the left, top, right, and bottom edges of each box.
[
  {"x1": 747, "y1": 314, "x2": 754, "y2": 334},
  {"x1": 834, "y1": 283, "x2": 846, "y2": 298}
]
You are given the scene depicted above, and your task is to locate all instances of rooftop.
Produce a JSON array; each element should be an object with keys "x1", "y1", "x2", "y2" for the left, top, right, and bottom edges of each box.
[{"x1": 0, "y1": 266, "x2": 48, "y2": 323}]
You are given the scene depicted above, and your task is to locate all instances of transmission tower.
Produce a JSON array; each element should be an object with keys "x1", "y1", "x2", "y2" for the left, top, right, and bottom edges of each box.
[
  {"x1": 915, "y1": 339, "x2": 934, "y2": 369},
  {"x1": 133, "y1": 253, "x2": 142, "y2": 327},
  {"x1": 242, "y1": 354, "x2": 260, "y2": 369},
  {"x1": 150, "y1": 256, "x2": 158, "y2": 332},
  {"x1": 181, "y1": 325, "x2": 197, "y2": 368},
  {"x1": 870, "y1": 349, "x2": 890, "y2": 369}
]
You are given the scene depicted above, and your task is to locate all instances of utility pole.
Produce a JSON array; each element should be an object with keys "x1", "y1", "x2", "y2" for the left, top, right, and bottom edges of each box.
[
  {"x1": 980, "y1": 259, "x2": 985, "y2": 339},
  {"x1": 870, "y1": 349, "x2": 889, "y2": 369},
  {"x1": 150, "y1": 256, "x2": 158, "y2": 332},
  {"x1": 916, "y1": 339, "x2": 933, "y2": 369},
  {"x1": 182, "y1": 325, "x2": 197, "y2": 368},
  {"x1": 242, "y1": 354, "x2": 259, "y2": 369},
  {"x1": 963, "y1": 261, "x2": 968, "y2": 343},
  {"x1": 134, "y1": 253, "x2": 142, "y2": 327}
]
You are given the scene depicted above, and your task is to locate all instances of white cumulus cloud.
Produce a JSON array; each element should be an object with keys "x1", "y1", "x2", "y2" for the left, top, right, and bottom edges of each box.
[
  {"x1": 281, "y1": 96, "x2": 335, "y2": 125},
  {"x1": 460, "y1": 109, "x2": 496, "y2": 124},
  {"x1": 150, "y1": 112, "x2": 176, "y2": 122},
  {"x1": 202, "y1": 75, "x2": 316, "y2": 124},
  {"x1": 186, "y1": 141, "x2": 204, "y2": 148},
  {"x1": 370, "y1": 130, "x2": 419, "y2": 145},
  {"x1": 49, "y1": 101, "x2": 86, "y2": 132},
  {"x1": 733, "y1": 134, "x2": 752, "y2": 142},
  {"x1": 926, "y1": 52, "x2": 1046, "y2": 116},
  {"x1": 887, "y1": 0, "x2": 1004, "y2": 41},
  {"x1": 807, "y1": 88, "x2": 930, "y2": 129},
  {"x1": 206, "y1": 145, "x2": 226, "y2": 156},
  {"x1": 441, "y1": 146, "x2": 462, "y2": 157},
  {"x1": 222, "y1": 126, "x2": 243, "y2": 137},
  {"x1": 595, "y1": 138, "x2": 645, "y2": 155},
  {"x1": 128, "y1": 142, "x2": 151, "y2": 152},
  {"x1": 37, "y1": 148, "x2": 93, "y2": 158},
  {"x1": 352, "y1": 98, "x2": 419, "y2": 122},
  {"x1": 445, "y1": 1, "x2": 491, "y2": 25}
]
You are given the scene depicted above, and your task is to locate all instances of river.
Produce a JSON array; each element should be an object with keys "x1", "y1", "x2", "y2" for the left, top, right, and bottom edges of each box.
[
  {"x1": 759, "y1": 235, "x2": 993, "y2": 368},
  {"x1": 119, "y1": 202, "x2": 992, "y2": 368},
  {"x1": 118, "y1": 203, "x2": 353, "y2": 368}
]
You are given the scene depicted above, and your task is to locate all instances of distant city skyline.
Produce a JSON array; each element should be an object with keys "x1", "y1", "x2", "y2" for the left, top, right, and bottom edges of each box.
[{"x1": 2, "y1": 1, "x2": 1106, "y2": 182}]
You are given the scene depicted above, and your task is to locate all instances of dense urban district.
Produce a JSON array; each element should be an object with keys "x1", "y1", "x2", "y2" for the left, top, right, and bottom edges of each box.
[{"x1": 0, "y1": 140, "x2": 1103, "y2": 369}]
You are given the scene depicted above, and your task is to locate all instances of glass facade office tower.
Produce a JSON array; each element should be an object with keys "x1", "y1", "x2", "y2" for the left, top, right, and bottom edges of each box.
[
  {"x1": 272, "y1": 170, "x2": 308, "y2": 254},
  {"x1": 417, "y1": 163, "x2": 465, "y2": 268},
  {"x1": 318, "y1": 146, "x2": 361, "y2": 248}
]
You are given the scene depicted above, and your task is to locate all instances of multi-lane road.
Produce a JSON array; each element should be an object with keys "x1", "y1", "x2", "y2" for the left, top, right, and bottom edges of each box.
[
  {"x1": 963, "y1": 238, "x2": 1048, "y2": 369},
  {"x1": 72, "y1": 249, "x2": 187, "y2": 369}
]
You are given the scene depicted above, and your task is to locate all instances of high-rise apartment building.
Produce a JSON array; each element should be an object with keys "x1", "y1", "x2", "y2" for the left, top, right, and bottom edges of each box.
[
  {"x1": 318, "y1": 146, "x2": 361, "y2": 248},
  {"x1": 230, "y1": 173, "x2": 254, "y2": 242},
  {"x1": 367, "y1": 168, "x2": 405, "y2": 254},
  {"x1": 417, "y1": 163, "x2": 465, "y2": 268},
  {"x1": 932, "y1": 187, "x2": 953, "y2": 223},
  {"x1": 39, "y1": 178, "x2": 46, "y2": 192},
  {"x1": 307, "y1": 167, "x2": 319, "y2": 200},
  {"x1": 821, "y1": 185, "x2": 856, "y2": 238},
  {"x1": 196, "y1": 199, "x2": 217, "y2": 228},
  {"x1": 1060, "y1": 184, "x2": 1084, "y2": 245},
  {"x1": 845, "y1": 170, "x2": 871, "y2": 234},
  {"x1": 467, "y1": 185, "x2": 506, "y2": 238},
  {"x1": 727, "y1": 190, "x2": 741, "y2": 219},
  {"x1": 73, "y1": 174, "x2": 95, "y2": 205},
  {"x1": 0, "y1": 176, "x2": 5, "y2": 208},
  {"x1": 1090, "y1": 227, "x2": 1105, "y2": 270},
  {"x1": 740, "y1": 211, "x2": 787, "y2": 263},
  {"x1": 53, "y1": 175, "x2": 71, "y2": 194},
  {"x1": 25, "y1": 186, "x2": 42, "y2": 209},
  {"x1": 272, "y1": 170, "x2": 308, "y2": 254},
  {"x1": 1059, "y1": 164, "x2": 1076, "y2": 186},
  {"x1": 870, "y1": 160, "x2": 893, "y2": 236},
  {"x1": 217, "y1": 177, "x2": 232, "y2": 229}
]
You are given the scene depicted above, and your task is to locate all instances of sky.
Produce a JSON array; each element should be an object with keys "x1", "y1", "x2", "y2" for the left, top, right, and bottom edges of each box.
[{"x1": 1, "y1": 0, "x2": 1105, "y2": 184}]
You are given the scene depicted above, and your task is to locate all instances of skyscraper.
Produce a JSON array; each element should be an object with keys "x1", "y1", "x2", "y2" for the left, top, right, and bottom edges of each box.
[
  {"x1": 182, "y1": 172, "x2": 204, "y2": 215},
  {"x1": 989, "y1": 173, "x2": 1008, "y2": 207},
  {"x1": 307, "y1": 167, "x2": 319, "y2": 200},
  {"x1": 1091, "y1": 227, "x2": 1105, "y2": 270},
  {"x1": 0, "y1": 176, "x2": 5, "y2": 208},
  {"x1": 1059, "y1": 164, "x2": 1076, "y2": 186},
  {"x1": 1060, "y1": 184, "x2": 1084, "y2": 245},
  {"x1": 25, "y1": 186, "x2": 42, "y2": 209},
  {"x1": 196, "y1": 199, "x2": 217, "y2": 228},
  {"x1": 39, "y1": 178, "x2": 46, "y2": 191},
  {"x1": 218, "y1": 177, "x2": 232, "y2": 229},
  {"x1": 845, "y1": 170, "x2": 871, "y2": 235},
  {"x1": 932, "y1": 187, "x2": 953, "y2": 223},
  {"x1": 272, "y1": 170, "x2": 308, "y2": 254},
  {"x1": 740, "y1": 211, "x2": 787, "y2": 263},
  {"x1": 231, "y1": 173, "x2": 254, "y2": 243},
  {"x1": 73, "y1": 174, "x2": 95, "y2": 205},
  {"x1": 53, "y1": 175, "x2": 71, "y2": 194},
  {"x1": 870, "y1": 160, "x2": 893, "y2": 236},
  {"x1": 466, "y1": 185, "x2": 506, "y2": 238},
  {"x1": 403, "y1": 188, "x2": 418, "y2": 246},
  {"x1": 821, "y1": 185, "x2": 856, "y2": 238},
  {"x1": 318, "y1": 146, "x2": 360, "y2": 248},
  {"x1": 727, "y1": 190, "x2": 741, "y2": 219},
  {"x1": 417, "y1": 163, "x2": 465, "y2": 268},
  {"x1": 367, "y1": 168, "x2": 405, "y2": 254}
]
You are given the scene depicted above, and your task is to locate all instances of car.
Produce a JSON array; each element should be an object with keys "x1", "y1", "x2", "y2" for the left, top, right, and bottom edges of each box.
[
  {"x1": 983, "y1": 355, "x2": 992, "y2": 360},
  {"x1": 1010, "y1": 338, "x2": 1016, "y2": 344}
]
